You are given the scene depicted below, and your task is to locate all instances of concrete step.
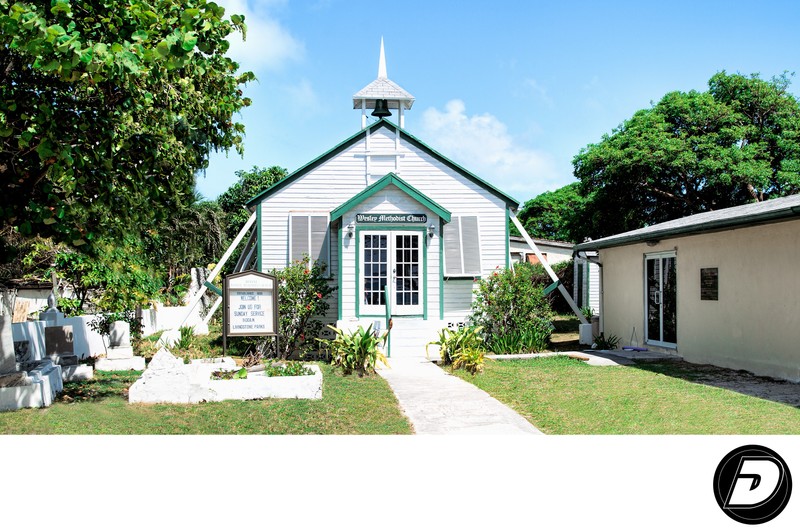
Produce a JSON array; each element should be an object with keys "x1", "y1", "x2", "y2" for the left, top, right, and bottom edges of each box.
[
  {"x1": 387, "y1": 319, "x2": 446, "y2": 358},
  {"x1": 335, "y1": 318, "x2": 456, "y2": 358}
]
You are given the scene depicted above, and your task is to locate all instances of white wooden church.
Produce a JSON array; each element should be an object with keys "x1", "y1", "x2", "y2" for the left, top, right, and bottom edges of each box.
[{"x1": 241, "y1": 41, "x2": 574, "y2": 354}]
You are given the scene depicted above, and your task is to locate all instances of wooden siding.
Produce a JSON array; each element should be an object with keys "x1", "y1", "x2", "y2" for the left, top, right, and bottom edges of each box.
[
  {"x1": 258, "y1": 124, "x2": 510, "y2": 322},
  {"x1": 443, "y1": 278, "x2": 476, "y2": 320}
]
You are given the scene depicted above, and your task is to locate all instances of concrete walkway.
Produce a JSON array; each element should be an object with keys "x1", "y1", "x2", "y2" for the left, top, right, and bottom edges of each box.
[{"x1": 376, "y1": 356, "x2": 542, "y2": 435}]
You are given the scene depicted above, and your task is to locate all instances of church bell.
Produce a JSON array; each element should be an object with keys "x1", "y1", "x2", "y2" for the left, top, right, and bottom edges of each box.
[{"x1": 371, "y1": 99, "x2": 392, "y2": 118}]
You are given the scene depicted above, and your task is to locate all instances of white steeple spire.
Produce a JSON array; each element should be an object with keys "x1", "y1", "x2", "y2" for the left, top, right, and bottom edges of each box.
[
  {"x1": 378, "y1": 37, "x2": 387, "y2": 79},
  {"x1": 353, "y1": 38, "x2": 414, "y2": 128}
]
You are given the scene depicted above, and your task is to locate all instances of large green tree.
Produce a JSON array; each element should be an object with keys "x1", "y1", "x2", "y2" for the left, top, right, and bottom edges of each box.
[
  {"x1": 516, "y1": 182, "x2": 587, "y2": 241},
  {"x1": 0, "y1": 0, "x2": 254, "y2": 261},
  {"x1": 217, "y1": 165, "x2": 287, "y2": 239},
  {"x1": 216, "y1": 165, "x2": 286, "y2": 273},
  {"x1": 572, "y1": 72, "x2": 800, "y2": 239}
]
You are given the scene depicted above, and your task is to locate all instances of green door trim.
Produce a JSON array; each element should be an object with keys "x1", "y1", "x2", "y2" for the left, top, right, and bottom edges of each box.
[{"x1": 355, "y1": 225, "x2": 427, "y2": 319}]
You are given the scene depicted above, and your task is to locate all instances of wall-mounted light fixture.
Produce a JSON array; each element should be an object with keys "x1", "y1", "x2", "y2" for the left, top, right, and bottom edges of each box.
[
  {"x1": 428, "y1": 224, "x2": 436, "y2": 238},
  {"x1": 645, "y1": 239, "x2": 660, "y2": 247},
  {"x1": 346, "y1": 222, "x2": 355, "y2": 238}
]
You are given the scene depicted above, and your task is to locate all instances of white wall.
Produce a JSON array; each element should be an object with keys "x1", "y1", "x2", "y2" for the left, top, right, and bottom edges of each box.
[
  {"x1": 13, "y1": 315, "x2": 106, "y2": 361},
  {"x1": 11, "y1": 303, "x2": 205, "y2": 363},
  {"x1": 258, "y1": 122, "x2": 511, "y2": 322}
]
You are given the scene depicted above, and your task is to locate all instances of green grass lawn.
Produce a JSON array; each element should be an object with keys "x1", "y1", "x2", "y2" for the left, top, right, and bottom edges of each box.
[
  {"x1": 451, "y1": 356, "x2": 800, "y2": 434},
  {"x1": 0, "y1": 364, "x2": 412, "y2": 435}
]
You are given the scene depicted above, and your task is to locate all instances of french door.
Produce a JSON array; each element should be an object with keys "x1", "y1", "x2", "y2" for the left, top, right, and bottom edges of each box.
[
  {"x1": 645, "y1": 253, "x2": 677, "y2": 347},
  {"x1": 360, "y1": 231, "x2": 423, "y2": 316}
]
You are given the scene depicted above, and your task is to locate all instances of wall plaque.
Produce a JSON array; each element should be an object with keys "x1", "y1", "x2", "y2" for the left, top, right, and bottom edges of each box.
[{"x1": 701, "y1": 268, "x2": 718, "y2": 301}]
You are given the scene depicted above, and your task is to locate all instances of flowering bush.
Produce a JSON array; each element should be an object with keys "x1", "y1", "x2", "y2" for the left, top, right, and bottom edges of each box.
[
  {"x1": 470, "y1": 263, "x2": 554, "y2": 353},
  {"x1": 269, "y1": 255, "x2": 335, "y2": 359}
]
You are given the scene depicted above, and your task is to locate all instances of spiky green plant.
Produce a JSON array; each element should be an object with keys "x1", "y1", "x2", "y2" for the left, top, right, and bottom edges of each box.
[
  {"x1": 426, "y1": 325, "x2": 484, "y2": 365},
  {"x1": 321, "y1": 324, "x2": 389, "y2": 376},
  {"x1": 452, "y1": 347, "x2": 485, "y2": 375}
]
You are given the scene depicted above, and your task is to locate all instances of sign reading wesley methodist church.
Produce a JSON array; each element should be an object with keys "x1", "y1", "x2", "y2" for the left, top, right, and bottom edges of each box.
[{"x1": 356, "y1": 213, "x2": 427, "y2": 224}]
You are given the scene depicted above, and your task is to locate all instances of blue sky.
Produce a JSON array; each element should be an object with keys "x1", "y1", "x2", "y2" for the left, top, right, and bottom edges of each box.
[{"x1": 198, "y1": 0, "x2": 800, "y2": 204}]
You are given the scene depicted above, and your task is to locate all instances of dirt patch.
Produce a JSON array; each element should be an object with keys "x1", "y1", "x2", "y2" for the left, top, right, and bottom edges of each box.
[{"x1": 639, "y1": 360, "x2": 800, "y2": 408}]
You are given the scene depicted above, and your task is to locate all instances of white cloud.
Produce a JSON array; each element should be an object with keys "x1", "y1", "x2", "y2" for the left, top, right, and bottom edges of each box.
[
  {"x1": 219, "y1": 0, "x2": 304, "y2": 72},
  {"x1": 419, "y1": 100, "x2": 560, "y2": 198}
]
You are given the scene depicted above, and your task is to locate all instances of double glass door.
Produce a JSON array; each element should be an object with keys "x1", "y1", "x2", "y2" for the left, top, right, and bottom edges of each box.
[
  {"x1": 361, "y1": 231, "x2": 422, "y2": 316},
  {"x1": 645, "y1": 253, "x2": 677, "y2": 347}
]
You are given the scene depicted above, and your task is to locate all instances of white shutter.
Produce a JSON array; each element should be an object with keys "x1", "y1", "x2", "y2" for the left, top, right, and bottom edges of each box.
[
  {"x1": 289, "y1": 214, "x2": 330, "y2": 274},
  {"x1": 290, "y1": 214, "x2": 309, "y2": 263},
  {"x1": 460, "y1": 216, "x2": 481, "y2": 275},
  {"x1": 443, "y1": 216, "x2": 482, "y2": 276},
  {"x1": 444, "y1": 218, "x2": 462, "y2": 276},
  {"x1": 310, "y1": 215, "x2": 330, "y2": 274}
]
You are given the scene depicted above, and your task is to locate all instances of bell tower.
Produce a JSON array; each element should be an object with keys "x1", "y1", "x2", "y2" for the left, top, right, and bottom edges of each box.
[{"x1": 353, "y1": 38, "x2": 415, "y2": 129}]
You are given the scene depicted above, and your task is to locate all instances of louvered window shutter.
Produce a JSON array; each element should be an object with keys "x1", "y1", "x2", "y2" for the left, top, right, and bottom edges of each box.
[
  {"x1": 460, "y1": 216, "x2": 481, "y2": 274},
  {"x1": 444, "y1": 217, "x2": 462, "y2": 276},
  {"x1": 290, "y1": 215, "x2": 309, "y2": 263},
  {"x1": 310, "y1": 215, "x2": 330, "y2": 275},
  {"x1": 443, "y1": 216, "x2": 481, "y2": 276},
  {"x1": 289, "y1": 214, "x2": 330, "y2": 275}
]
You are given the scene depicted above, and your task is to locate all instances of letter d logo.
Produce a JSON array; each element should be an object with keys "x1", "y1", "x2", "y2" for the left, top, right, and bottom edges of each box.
[{"x1": 714, "y1": 445, "x2": 792, "y2": 524}]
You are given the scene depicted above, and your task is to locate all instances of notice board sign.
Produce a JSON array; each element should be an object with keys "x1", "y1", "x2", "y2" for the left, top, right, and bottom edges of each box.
[
  {"x1": 700, "y1": 268, "x2": 718, "y2": 301},
  {"x1": 224, "y1": 271, "x2": 279, "y2": 337}
]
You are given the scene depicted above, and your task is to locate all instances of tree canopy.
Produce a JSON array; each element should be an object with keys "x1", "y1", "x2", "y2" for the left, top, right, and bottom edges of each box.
[
  {"x1": 572, "y1": 72, "x2": 800, "y2": 239},
  {"x1": 0, "y1": 0, "x2": 254, "y2": 261},
  {"x1": 217, "y1": 165, "x2": 286, "y2": 239},
  {"x1": 516, "y1": 182, "x2": 587, "y2": 241}
]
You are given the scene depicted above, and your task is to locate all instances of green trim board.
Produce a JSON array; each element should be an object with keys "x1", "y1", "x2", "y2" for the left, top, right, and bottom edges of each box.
[
  {"x1": 354, "y1": 225, "x2": 427, "y2": 319},
  {"x1": 505, "y1": 207, "x2": 510, "y2": 269},
  {"x1": 204, "y1": 281, "x2": 223, "y2": 296},
  {"x1": 337, "y1": 223, "x2": 343, "y2": 321},
  {"x1": 246, "y1": 119, "x2": 520, "y2": 209},
  {"x1": 439, "y1": 218, "x2": 444, "y2": 320},
  {"x1": 331, "y1": 172, "x2": 451, "y2": 223},
  {"x1": 256, "y1": 205, "x2": 262, "y2": 271}
]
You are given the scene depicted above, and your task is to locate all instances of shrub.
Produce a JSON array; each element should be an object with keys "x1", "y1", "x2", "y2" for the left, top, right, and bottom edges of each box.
[
  {"x1": 529, "y1": 259, "x2": 575, "y2": 315},
  {"x1": 269, "y1": 255, "x2": 335, "y2": 359},
  {"x1": 470, "y1": 263, "x2": 554, "y2": 350},
  {"x1": 321, "y1": 324, "x2": 388, "y2": 376},
  {"x1": 592, "y1": 333, "x2": 620, "y2": 350},
  {"x1": 211, "y1": 368, "x2": 248, "y2": 380},
  {"x1": 264, "y1": 360, "x2": 314, "y2": 377},
  {"x1": 88, "y1": 310, "x2": 144, "y2": 339},
  {"x1": 56, "y1": 297, "x2": 82, "y2": 317},
  {"x1": 486, "y1": 326, "x2": 553, "y2": 355},
  {"x1": 176, "y1": 325, "x2": 195, "y2": 351},
  {"x1": 426, "y1": 325, "x2": 484, "y2": 366},
  {"x1": 452, "y1": 348, "x2": 485, "y2": 375}
]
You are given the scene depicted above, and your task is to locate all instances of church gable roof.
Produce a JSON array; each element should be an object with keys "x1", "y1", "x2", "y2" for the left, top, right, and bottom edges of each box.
[{"x1": 246, "y1": 119, "x2": 519, "y2": 208}]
